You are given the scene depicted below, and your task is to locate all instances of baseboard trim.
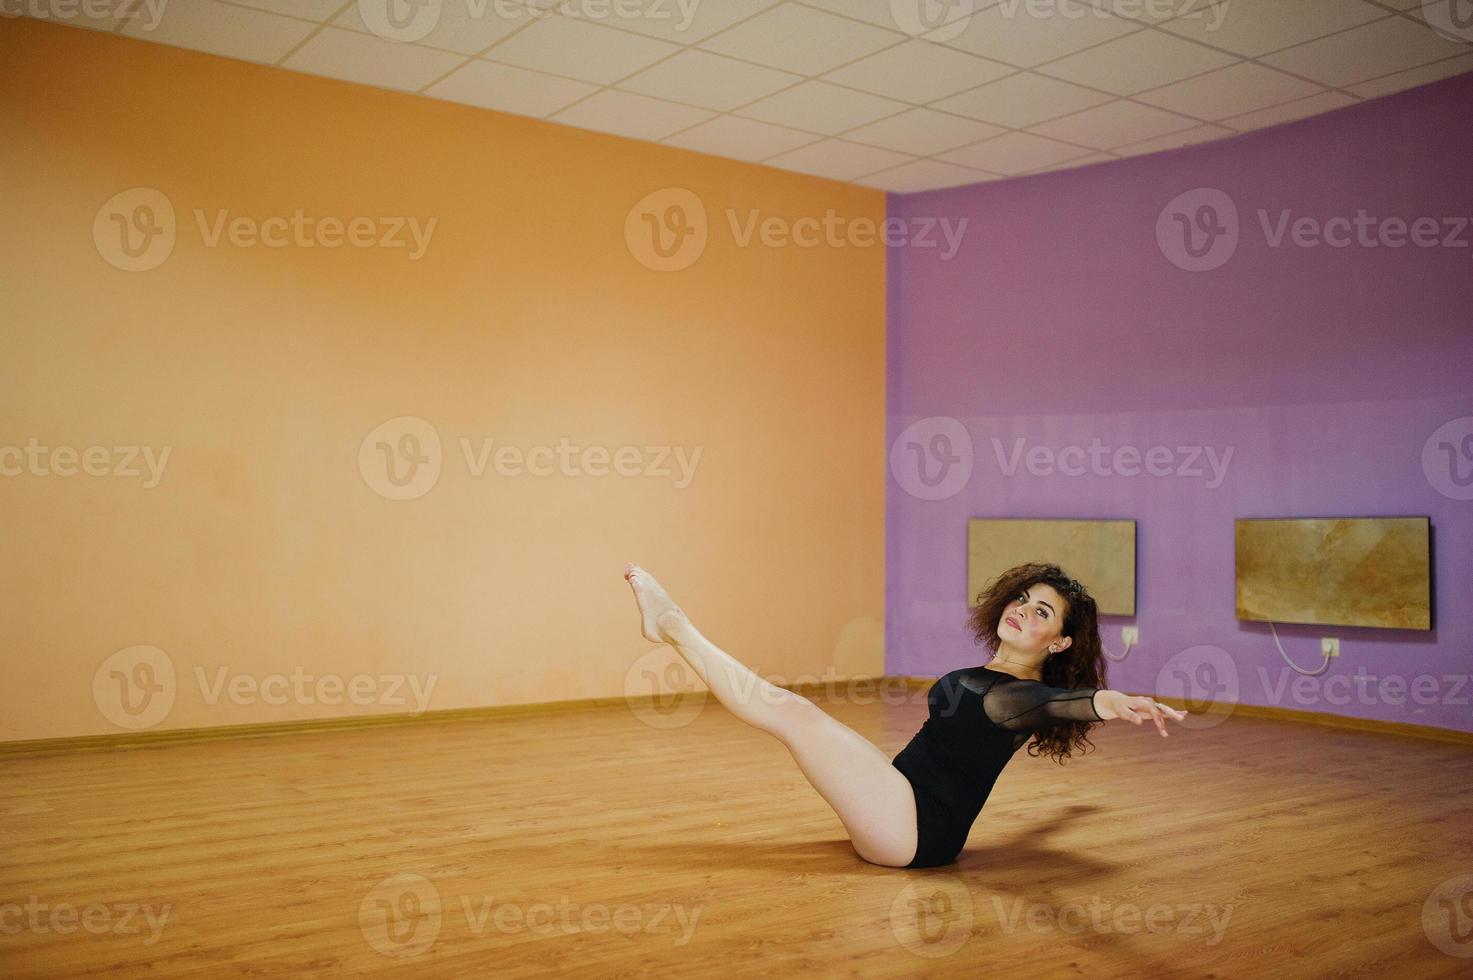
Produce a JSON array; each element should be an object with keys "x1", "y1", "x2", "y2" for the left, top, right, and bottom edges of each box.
[
  {"x1": 0, "y1": 692, "x2": 713, "y2": 757},
  {"x1": 2, "y1": 675, "x2": 1468, "y2": 755},
  {"x1": 1168, "y1": 698, "x2": 1473, "y2": 745},
  {"x1": 0, "y1": 676, "x2": 917, "y2": 757}
]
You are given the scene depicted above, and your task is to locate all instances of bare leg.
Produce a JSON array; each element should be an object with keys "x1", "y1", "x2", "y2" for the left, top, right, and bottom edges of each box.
[{"x1": 624, "y1": 563, "x2": 918, "y2": 867}]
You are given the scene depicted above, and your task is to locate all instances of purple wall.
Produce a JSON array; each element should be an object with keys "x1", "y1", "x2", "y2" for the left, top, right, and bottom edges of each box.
[{"x1": 885, "y1": 71, "x2": 1473, "y2": 734}]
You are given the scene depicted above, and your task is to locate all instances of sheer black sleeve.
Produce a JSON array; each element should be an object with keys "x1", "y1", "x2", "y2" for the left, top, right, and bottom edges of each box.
[{"x1": 982, "y1": 679, "x2": 1103, "y2": 733}]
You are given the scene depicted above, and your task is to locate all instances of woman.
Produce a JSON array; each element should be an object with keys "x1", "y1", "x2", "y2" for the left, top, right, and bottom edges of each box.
[{"x1": 623, "y1": 560, "x2": 1187, "y2": 869}]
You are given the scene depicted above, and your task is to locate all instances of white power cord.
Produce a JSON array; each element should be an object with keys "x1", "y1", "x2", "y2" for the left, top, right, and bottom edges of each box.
[
  {"x1": 1269, "y1": 621, "x2": 1333, "y2": 676},
  {"x1": 1103, "y1": 637, "x2": 1132, "y2": 663}
]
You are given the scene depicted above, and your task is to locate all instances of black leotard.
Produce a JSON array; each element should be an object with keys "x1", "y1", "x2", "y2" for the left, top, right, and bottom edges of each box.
[{"x1": 891, "y1": 665, "x2": 1103, "y2": 868}]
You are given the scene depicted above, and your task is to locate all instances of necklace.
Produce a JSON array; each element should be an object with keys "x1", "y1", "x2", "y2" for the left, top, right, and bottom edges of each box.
[{"x1": 988, "y1": 655, "x2": 1042, "y2": 679}]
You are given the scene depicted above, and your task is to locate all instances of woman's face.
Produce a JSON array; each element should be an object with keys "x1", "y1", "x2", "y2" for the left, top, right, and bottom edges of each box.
[{"x1": 998, "y1": 582, "x2": 1070, "y2": 651}]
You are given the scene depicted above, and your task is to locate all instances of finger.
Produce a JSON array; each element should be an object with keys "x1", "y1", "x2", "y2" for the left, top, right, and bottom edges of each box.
[
  {"x1": 1148, "y1": 701, "x2": 1177, "y2": 721},
  {"x1": 1148, "y1": 698, "x2": 1179, "y2": 719}
]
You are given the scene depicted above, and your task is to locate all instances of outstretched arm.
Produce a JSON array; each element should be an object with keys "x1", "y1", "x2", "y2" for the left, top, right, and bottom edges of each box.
[
  {"x1": 982, "y1": 681, "x2": 1104, "y2": 733},
  {"x1": 1093, "y1": 691, "x2": 1189, "y2": 737}
]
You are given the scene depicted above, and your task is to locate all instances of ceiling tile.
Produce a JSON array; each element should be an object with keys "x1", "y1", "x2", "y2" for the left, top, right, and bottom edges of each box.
[
  {"x1": 763, "y1": 138, "x2": 916, "y2": 180},
  {"x1": 1397, "y1": 0, "x2": 1462, "y2": 32},
  {"x1": 799, "y1": 0, "x2": 974, "y2": 35},
  {"x1": 662, "y1": 116, "x2": 821, "y2": 161},
  {"x1": 937, "y1": 131, "x2": 1095, "y2": 175},
  {"x1": 1029, "y1": 99, "x2": 1199, "y2": 149},
  {"x1": 1159, "y1": 0, "x2": 1389, "y2": 57},
  {"x1": 1345, "y1": 52, "x2": 1473, "y2": 99},
  {"x1": 698, "y1": 4, "x2": 902, "y2": 74},
  {"x1": 842, "y1": 107, "x2": 1007, "y2": 155},
  {"x1": 483, "y1": 15, "x2": 680, "y2": 84},
  {"x1": 118, "y1": 0, "x2": 316, "y2": 65},
  {"x1": 618, "y1": 50, "x2": 802, "y2": 111},
  {"x1": 281, "y1": 27, "x2": 465, "y2": 91},
  {"x1": 736, "y1": 80, "x2": 909, "y2": 135},
  {"x1": 820, "y1": 38, "x2": 1014, "y2": 102},
  {"x1": 1079, "y1": 0, "x2": 1180, "y2": 24},
  {"x1": 331, "y1": 0, "x2": 536, "y2": 54},
  {"x1": 1133, "y1": 62, "x2": 1325, "y2": 120},
  {"x1": 930, "y1": 71, "x2": 1115, "y2": 128},
  {"x1": 1024, "y1": 151, "x2": 1120, "y2": 175},
  {"x1": 935, "y1": 0, "x2": 1142, "y2": 68},
  {"x1": 574, "y1": 0, "x2": 784, "y2": 44},
  {"x1": 31, "y1": 0, "x2": 1447, "y2": 190},
  {"x1": 1218, "y1": 90, "x2": 1359, "y2": 131},
  {"x1": 1037, "y1": 29, "x2": 1240, "y2": 94},
  {"x1": 1113, "y1": 122, "x2": 1235, "y2": 156},
  {"x1": 230, "y1": 0, "x2": 344, "y2": 21},
  {"x1": 549, "y1": 89, "x2": 716, "y2": 140},
  {"x1": 1259, "y1": 16, "x2": 1470, "y2": 88},
  {"x1": 854, "y1": 158, "x2": 1001, "y2": 193},
  {"x1": 424, "y1": 60, "x2": 598, "y2": 117},
  {"x1": 21, "y1": 6, "x2": 128, "y2": 30}
]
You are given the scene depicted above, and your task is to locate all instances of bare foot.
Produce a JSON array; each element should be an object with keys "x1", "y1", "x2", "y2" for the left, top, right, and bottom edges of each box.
[{"x1": 623, "y1": 563, "x2": 689, "y2": 644}]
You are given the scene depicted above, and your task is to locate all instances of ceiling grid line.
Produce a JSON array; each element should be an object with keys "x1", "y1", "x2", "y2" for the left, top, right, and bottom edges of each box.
[{"x1": 37, "y1": 0, "x2": 1473, "y2": 192}]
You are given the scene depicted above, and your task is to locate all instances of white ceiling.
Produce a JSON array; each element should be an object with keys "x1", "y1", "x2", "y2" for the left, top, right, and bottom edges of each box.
[{"x1": 28, "y1": 0, "x2": 1473, "y2": 192}]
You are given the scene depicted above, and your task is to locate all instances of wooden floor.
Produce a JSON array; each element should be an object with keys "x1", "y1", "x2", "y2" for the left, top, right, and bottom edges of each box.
[{"x1": 3, "y1": 689, "x2": 1471, "y2": 978}]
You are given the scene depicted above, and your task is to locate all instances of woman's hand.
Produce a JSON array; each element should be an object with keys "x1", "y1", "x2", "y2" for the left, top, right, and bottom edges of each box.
[{"x1": 1095, "y1": 690, "x2": 1189, "y2": 737}]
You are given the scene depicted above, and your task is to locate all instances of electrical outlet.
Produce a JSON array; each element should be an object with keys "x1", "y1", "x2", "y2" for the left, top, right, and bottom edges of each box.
[
  {"x1": 1320, "y1": 637, "x2": 1339, "y2": 658},
  {"x1": 1122, "y1": 626, "x2": 1139, "y2": 646}
]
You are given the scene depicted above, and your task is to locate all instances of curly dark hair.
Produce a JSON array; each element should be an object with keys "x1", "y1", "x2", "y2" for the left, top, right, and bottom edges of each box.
[{"x1": 965, "y1": 561, "x2": 1107, "y2": 765}]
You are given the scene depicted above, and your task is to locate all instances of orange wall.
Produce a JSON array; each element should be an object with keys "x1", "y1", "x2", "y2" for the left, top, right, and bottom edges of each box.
[{"x1": 0, "y1": 19, "x2": 886, "y2": 742}]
